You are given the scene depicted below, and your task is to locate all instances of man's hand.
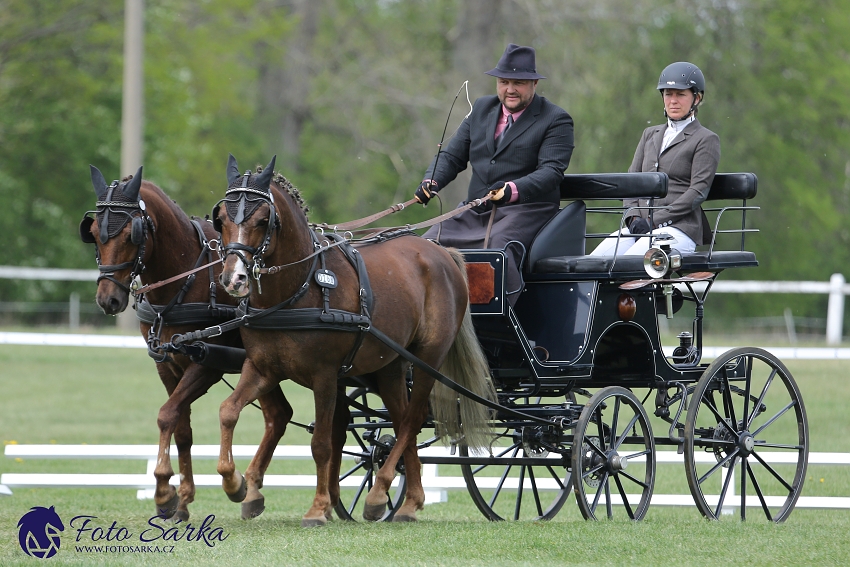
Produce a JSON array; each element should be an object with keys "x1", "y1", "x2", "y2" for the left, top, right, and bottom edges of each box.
[
  {"x1": 628, "y1": 216, "x2": 651, "y2": 235},
  {"x1": 488, "y1": 182, "x2": 512, "y2": 205},
  {"x1": 414, "y1": 180, "x2": 438, "y2": 205}
]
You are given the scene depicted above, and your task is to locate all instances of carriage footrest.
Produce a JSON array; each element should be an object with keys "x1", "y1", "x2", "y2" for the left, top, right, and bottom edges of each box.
[{"x1": 532, "y1": 251, "x2": 757, "y2": 275}]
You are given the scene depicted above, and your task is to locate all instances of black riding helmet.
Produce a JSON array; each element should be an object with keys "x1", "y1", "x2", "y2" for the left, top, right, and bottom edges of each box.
[{"x1": 657, "y1": 61, "x2": 704, "y2": 120}]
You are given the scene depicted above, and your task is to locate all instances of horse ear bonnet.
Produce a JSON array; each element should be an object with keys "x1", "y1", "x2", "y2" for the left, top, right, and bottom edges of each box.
[
  {"x1": 222, "y1": 155, "x2": 278, "y2": 228},
  {"x1": 88, "y1": 165, "x2": 147, "y2": 244}
]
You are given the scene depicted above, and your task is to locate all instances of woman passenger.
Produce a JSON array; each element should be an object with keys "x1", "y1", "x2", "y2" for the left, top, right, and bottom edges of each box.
[{"x1": 591, "y1": 62, "x2": 720, "y2": 256}]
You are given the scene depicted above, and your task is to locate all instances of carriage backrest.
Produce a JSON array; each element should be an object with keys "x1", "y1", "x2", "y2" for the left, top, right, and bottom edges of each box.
[
  {"x1": 559, "y1": 172, "x2": 668, "y2": 201},
  {"x1": 527, "y1": 171, "x2": 760, "y2": 275},
  {"x1": 705, "y1": 172, "x2": 758, "y2": 201}
]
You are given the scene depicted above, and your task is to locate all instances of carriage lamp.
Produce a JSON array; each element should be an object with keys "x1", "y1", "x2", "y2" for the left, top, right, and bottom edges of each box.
[
  {"x1": 643, "y1": 236, "x2": 682, "y2": 280},
  {"x1": 643, "y1": 236, "x2": 682, "y2": 319}
]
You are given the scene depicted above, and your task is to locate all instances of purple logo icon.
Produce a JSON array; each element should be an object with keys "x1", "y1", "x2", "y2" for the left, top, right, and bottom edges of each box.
[{"x1": 17, "y1": 506, "x2": 65, "y2": 559}]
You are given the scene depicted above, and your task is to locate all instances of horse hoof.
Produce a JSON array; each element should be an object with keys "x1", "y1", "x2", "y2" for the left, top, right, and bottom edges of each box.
[
  {"x1": 156, "y1": 493, "x2": 180, "y2": 519},
  {"x1": 392, "y1": 513, "x2": 417, "y2": 523},
  {"x1": 226, "y1": 475, "x2": 247, "y2": 503},
  {"x1": 171, "y1": 509, "x2": 190, "y2": 523},
  {"x1": 301, "y1": 516, "x2": 328, "y2": 528},
  {"x1": 362, "y1": 502, "x2": 387, "y2": 521},
  {"x1": 241, "y1": 497, "x2": 265, "y2": 520}
]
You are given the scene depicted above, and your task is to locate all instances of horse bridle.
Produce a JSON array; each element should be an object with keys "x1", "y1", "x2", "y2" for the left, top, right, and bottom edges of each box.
[
  {"x1": 80, "y1": 180, "x2": 154, "y2": 294},
  {"x1": 212, "y1": 174, "x2": 282, "y2": 291}
]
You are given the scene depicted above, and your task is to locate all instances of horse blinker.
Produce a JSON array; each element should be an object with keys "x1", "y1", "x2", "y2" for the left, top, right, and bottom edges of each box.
[{"x1": 79, "y1": 214, "x2": 96, "y2": 244}]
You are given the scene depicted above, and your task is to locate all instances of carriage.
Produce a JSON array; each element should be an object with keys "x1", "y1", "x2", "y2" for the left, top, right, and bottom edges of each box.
[
  {"x1": 331, "y1": 170, "x2": 808, "y2": 523},
  {"x1": 81, "y1": 164, "x2": 808, "y2": 524}
]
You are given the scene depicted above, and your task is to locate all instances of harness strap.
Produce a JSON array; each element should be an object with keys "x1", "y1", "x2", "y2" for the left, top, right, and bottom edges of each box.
[
  {"x1": 482, "y1": 206, "x2": 497, "y2": 249},
  {"x1": 365, "y1": 326, "x2": 553, "y2": 427},
  {"x1": 312, "y1": 198, "x2": 418, "y2": 232},
  {"x1": 338, "y1": 193, "x2": 496, "y2": 238}
]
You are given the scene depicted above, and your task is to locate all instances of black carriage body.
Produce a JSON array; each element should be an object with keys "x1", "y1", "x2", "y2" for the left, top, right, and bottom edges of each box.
[{"x1": 466, "y1": 171, "x2": 760, "y2": 392}]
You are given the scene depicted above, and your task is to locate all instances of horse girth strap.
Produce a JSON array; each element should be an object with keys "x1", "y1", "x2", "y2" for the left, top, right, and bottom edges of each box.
[{"x1": 135, "y1": 299, "x2": 238, "y2": 326}]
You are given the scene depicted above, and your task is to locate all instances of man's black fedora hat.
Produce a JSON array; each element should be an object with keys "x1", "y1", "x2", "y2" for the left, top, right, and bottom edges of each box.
[{"x1": 485, "y1": 43, "x2": 546, "y2": 80}]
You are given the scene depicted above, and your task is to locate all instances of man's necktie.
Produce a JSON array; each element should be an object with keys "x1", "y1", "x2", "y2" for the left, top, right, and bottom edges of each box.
[{"x1": 496, "y1": 114, "x2": 513, "y2": 149}]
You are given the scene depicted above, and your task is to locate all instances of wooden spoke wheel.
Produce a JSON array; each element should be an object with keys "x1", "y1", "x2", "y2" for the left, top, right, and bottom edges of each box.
[
  {"x1": 684, "y1": 348, "x2": 808, "y2": 522},
  {"x1": 572, "y1": 386, "x2": 655, "y2": 520},
  {"x1": 334, "y1": 388, "x2": 406, "y2": 521}
]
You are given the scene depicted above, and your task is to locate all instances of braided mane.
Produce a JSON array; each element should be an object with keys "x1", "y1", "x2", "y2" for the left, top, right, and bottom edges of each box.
[{"x1": 271, "y1": 171, "x2": 309, "y2": 218}]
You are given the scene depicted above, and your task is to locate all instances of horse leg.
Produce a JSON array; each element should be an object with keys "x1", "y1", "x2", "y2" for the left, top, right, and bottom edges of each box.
[
  {"x1": 217, "y1": 359, "x2": 274, "y2": 505},
  {"x1": 388, "y1": 372, "x2": 435, "y2": 522},
  {"x1": 153, "y1": 365, "x2": 220, "y2": 521},
  {"x1": 327, "y1": 389, "x2": 351, "y2": 520},
  {"x1": 302, "y1": 380, "x2": 339, "y2": 527},
  {"x1": 240, "y1": 384, "x2": 293, "y2": 520},
  {"x1": 362, "y1": 363, "x2": 413, "y2": 521}
]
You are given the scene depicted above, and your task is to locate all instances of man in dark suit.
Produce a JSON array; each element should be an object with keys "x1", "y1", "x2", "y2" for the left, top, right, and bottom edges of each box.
[{"x1": 414, "y1": 43, "x2": 574, "y2": 305}]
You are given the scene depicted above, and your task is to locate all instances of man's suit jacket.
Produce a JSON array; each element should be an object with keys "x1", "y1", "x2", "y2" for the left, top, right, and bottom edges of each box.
[
  {"x1": 624, "y1": 118, "x2": 720, "y2": 245},
  {"x1": 426, "y1": 94, "x2": 574, "y2": 204}
]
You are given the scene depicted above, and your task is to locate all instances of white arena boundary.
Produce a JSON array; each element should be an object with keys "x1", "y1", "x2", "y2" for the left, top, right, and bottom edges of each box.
[
  {"x1": 2, "y1": 444, "x2": 850, "y2": 510},
  {"x1": 1, "y1": 331, "x2": 848, "y2": 360}
]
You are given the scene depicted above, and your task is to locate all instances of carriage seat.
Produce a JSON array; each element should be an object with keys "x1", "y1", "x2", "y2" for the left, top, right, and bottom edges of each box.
[
  {"x1": 529, "y1": 172, "x2": 759, "y2": 276},
  {"x1": 524, "y1": 172, "x2": 668, "y2": 272}
]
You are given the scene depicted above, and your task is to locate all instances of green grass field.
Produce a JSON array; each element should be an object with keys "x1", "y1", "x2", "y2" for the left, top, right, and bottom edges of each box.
[{"x1": 1, "y1": 343, "x2": 849, "y2": 566}]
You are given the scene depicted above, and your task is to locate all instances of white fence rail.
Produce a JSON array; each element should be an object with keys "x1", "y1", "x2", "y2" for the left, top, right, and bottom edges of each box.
[
  {"x1": 3, "y1": 444, "x2": 849, "y2": 510},
  {"x1": 1, "y1": 267, "x2": 846, "y2": 343},
  {"x1": 2, "y1": 331, "x2": 848, "y2": 360}
]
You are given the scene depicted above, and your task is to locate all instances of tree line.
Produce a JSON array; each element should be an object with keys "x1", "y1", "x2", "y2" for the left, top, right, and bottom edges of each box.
[{"x1": 1, "y1": 0, "x2": 848, "y2": 329}]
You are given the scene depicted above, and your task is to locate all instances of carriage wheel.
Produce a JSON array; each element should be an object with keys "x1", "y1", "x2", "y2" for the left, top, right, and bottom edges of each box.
[
  {"x1": 334, "y1": 388, "x2": 406, "y2": 521},
  {"x1": 684, "y1": 347, "x2": 808, "y2": 522},
  {"x1": 572, "y1": 386, "x2": 655, "y2": 520},
  {"x1": 459, "y1": 394, "x2": 573, "y2": 521}
]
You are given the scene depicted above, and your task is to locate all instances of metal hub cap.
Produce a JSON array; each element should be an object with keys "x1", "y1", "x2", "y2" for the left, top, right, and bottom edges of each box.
[
  {"x1": 608, "y1": 452, "x2": 627, "y2": 472},
  {"x1": 738, "y1": 432, "x2": 755, "y2": 456}
]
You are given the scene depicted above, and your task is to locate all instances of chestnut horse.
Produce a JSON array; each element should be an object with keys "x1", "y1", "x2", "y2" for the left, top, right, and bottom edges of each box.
[
  {"x1": 213, "y1": 155, "x2": 495, "y2": 526},
  {"x1": 80, "y1": 166, "x2": 291, "y2": 521}
]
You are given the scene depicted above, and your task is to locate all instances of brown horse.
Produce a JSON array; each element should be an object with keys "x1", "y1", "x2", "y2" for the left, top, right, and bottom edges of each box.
[
  {"x1": 214, "y1": 155, "x2": 495, "y2": 526},
  {"x1": 80, "y1": 166, "x2": 292, "y2": 521}
]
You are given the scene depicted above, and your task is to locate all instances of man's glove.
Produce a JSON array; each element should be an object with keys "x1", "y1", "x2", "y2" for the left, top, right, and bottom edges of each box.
[
  {"x1": 628, "y1": 216, "x2": 651, "y2": 235},
  {"x1": 488, "y1": 182, "x2": 512, "y2": 206},
  {"x1": 414, "y1": 180, "x2": 439, "y2": 205}
]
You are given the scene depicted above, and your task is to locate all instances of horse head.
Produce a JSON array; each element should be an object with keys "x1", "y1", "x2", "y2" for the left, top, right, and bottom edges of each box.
[
  {"x1": 80, "y1": 165, "x2": 153, "y2": 314},
  {"x1": 214, "y1": 155, "x2": 281, "y2": 298}
]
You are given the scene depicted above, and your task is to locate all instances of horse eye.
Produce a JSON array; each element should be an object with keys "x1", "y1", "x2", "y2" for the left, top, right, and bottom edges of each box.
[{"x1": 258, "y1": 217, "x2": 269, "y2": 227}]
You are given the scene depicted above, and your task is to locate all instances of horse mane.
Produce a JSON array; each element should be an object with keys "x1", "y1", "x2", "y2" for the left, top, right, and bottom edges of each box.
[{"x1": 267, "y1": 169, "x2": 309, "y2": 219}]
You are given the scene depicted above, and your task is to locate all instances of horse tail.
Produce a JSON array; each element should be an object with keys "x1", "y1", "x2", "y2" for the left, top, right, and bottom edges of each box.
[{"x1": 430, "y1": 248, "x2": 497, "y2": 451}]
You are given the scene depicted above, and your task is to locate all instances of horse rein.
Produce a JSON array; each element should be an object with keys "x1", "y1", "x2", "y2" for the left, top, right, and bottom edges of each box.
[{"x1": 137, "y1": 189, "x2": 496, "y2": 296}]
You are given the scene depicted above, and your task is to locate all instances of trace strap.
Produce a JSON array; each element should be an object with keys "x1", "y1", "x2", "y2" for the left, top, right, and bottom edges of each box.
[{"x1": 365, "y1": 326, "x2": 553, "y2": 428}]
